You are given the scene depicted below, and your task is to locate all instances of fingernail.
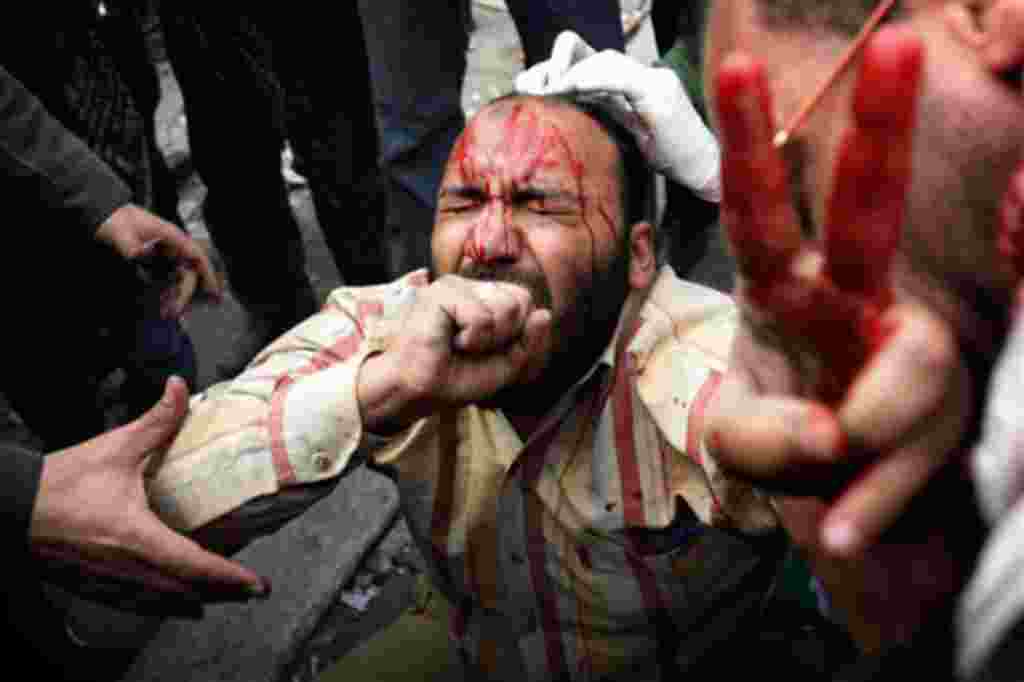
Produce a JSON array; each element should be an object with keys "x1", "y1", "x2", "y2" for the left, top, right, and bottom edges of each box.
[
  {"x1": 251, "y1": 578, "x2": 272, "y2": 598},
  {"x1": 162, "y1": 375, "x2": 183, "y2": 400},
  {"x1": 823, "y1": 518, "x2": 861, "y2": 556}
]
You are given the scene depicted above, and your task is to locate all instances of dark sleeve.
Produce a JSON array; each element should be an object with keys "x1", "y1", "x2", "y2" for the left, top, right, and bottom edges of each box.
[
  {"x1": 0, "y1": 64, "x2": 131, "y2": 234},
  {"x1": 0, "y1": 442, "x2": 44, "y2": 552}
]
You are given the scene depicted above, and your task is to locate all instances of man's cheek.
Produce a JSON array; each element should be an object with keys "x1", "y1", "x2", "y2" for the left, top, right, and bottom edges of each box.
[{"x1": 431, "y1": 221, "x2": 468, "y2": 275}]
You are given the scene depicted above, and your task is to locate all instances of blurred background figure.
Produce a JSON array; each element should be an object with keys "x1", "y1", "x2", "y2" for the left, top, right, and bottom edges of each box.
[
  {"x1": 0, "y1": 0, "x2": 204, "y2": 449},
  {"x1": 160, "y1": 0, "x2": 386, "y2": 378},
  {"x1": 355, "y1": 0, "x2": 629, "y2": 282}
]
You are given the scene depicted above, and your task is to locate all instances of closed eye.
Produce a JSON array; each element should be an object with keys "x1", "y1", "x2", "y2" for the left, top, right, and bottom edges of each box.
[
  {"x1": 514, "y1": 189, "x2": 580, "y2": 215},
  {"x1": 439, "y1": 186, "x2": 486, "y2": 213}
]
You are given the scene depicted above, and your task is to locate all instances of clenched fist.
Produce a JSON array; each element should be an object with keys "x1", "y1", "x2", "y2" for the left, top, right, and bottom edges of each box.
[{"x1": 357, "y1": 275, "x2": 552, "y2": 432}]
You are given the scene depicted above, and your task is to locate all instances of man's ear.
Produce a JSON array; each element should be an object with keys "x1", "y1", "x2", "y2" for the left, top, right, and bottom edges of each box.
[
  {"x1": 628, "y1": 221, "x2": 657, "y2": 289},
  {"x1": 946, "y1": 0, "x2": 1024, "y2": 72}
]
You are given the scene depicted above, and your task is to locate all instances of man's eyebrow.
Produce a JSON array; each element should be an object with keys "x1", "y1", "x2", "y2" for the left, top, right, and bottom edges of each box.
[
  {"x1": 438, "y1": 185, "x2": 486, "y2": 198},
  {"x1": 510, "y1": 187, "x2": 581, "y2": 202},
  {"x1": 439, "y1": 184, "x2": 582, "y2": 202}
]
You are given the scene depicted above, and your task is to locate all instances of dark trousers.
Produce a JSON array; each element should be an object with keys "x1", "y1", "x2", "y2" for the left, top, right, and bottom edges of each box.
[
  {"x1": 0, "y1": 6, "x2": 196, "y2": 448},
  {"x1": 506, "y1": 0, "x2": 624, "y2": 67},
  {"x1": 161, "y1": 1, "x2": 387, "y2": 299},
  {"x1": 356, "y1": 0, "x2": 625, "y2": 277}
]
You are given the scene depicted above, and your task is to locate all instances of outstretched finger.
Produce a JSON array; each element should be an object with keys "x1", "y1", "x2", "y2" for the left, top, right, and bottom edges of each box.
[
  {"x1": 124, "y1": 376, "x2": 191, "y2": 460},
  {"x1": 547, "y1": 31, "x2": 596, "y2": 86},
  {"x1": 823, "y1": 357, "x2": 972, "y2": 557},
  {"x1": 824, "y1": 27, "x2": 923, "y2": 307},
  {"x1": 840, "y1": 303, "x2": 962, "y2": 454},
  {"x1": 705, "y1": 373, "x2": 846, "y2": 494},
  {"x1": 714, "y1": 52, "x2": 803, "y2": 290},
  {"x1": 132, "y1": 513, "x2": 270, "y2": 602},
  {"x1": 161, "y1": 227, "x2": 222, "y2": 301}
]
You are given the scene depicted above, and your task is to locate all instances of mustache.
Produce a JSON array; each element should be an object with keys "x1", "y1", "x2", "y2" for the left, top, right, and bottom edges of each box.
[{"x1": 459, "y1": 263, "x2": 553, "y2": 309}]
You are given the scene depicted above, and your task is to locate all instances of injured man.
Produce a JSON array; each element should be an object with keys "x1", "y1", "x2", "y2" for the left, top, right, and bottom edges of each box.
[{"x1": 146, "y1": 69, "x2": 784, "y2": 679}]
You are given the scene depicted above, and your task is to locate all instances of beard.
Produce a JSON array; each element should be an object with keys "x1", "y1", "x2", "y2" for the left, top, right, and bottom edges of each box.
[{"x1": 458, "y1": 245, "x2": 632, "y2": 416}]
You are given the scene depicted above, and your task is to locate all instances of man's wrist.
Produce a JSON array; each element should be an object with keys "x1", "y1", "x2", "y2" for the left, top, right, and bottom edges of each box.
[
  {"x1": 93, "y1": 203, "x2": 135, "y2": 250},
  {"x1": 356, "y1": 350, "x2": 427, "y2": 436}
]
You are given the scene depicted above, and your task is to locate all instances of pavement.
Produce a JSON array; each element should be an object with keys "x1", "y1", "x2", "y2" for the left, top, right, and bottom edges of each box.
[{"x1": 16, "y1": 3, "x2": 734, "y2": 681}]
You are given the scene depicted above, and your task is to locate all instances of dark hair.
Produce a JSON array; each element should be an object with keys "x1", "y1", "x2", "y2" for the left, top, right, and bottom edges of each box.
[
  {"x1": 481, "y1": 92, "x2": 660, "y2": 252},
  {"x1": 756, "y1": 0, "x2": 902, "y2": 36},
  {"x1": 545, "y1": 92, "x2": 658, "y2": 231}
]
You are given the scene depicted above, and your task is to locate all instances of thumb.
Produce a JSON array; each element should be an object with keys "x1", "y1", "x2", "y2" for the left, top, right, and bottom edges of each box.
[
  {"x1": 547, "y1": 30, "x2": 596, "y2": 81},
  {"x1": 515, "y1": 31, "x2": 594, "y2": 94},
  {"x1": 515, "y1": 307, "x2": 553, "y2": 383},
  {"x1": 127, "y1": 376, "x2": 191, "y2": 458}
]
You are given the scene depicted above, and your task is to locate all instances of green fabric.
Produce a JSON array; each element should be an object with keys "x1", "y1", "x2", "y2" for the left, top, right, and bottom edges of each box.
[
  {"x1": 316, "y1": 576, "x2": 463, "y2": 682},
  {"x1": 657, "y1": 41, "x2": 707, "y2": 121},
  {"x1": 776, "y1": 548, "x2": 825, "y2": 613}
]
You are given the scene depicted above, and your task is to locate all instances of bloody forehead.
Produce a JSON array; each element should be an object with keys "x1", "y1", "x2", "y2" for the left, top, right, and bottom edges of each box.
[{"x1": 446, "y1": 98, "x2": 613, "y2": 191}]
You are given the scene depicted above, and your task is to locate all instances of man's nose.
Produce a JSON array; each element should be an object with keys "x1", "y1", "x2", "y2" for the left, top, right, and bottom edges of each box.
[{"x1": 468, "y1": 201, "x2": 521, "y2": 263}]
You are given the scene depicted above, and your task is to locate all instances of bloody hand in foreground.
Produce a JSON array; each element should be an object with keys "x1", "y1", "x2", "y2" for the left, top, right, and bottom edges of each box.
[{"x1": 705, "y1": 28, "x2": 979, "y2": 650}]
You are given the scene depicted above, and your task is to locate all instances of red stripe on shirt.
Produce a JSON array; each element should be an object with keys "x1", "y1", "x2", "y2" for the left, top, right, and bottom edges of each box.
[
  {"x1": 612, "y1": 347, "x2": 679, "y2": 673},
  {"x1": 265, "y1": 321, "x2": 367, "y2": 485},
  {"x1": 269, "y1": 375, "x2": 298, "y2": 485},
  {"x1": 357, "y1": 301, "x2": 384, "y2": 328},
  {"x1": 612, "y1": 354, "x2": 645, "y2": 527},
  {"x1": 520, "y1": 426, "x2": 569, "y2": 679}
]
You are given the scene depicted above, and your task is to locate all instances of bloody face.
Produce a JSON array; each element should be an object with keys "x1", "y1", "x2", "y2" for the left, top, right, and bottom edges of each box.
[{"x1": 432, "y1": 96, "x2": 637, "y2": 403}]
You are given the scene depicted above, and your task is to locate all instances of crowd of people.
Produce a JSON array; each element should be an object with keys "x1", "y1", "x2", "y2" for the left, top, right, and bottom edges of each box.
[{"x1": 8, "y1": 0, "x2": 1024, "y2": 680}]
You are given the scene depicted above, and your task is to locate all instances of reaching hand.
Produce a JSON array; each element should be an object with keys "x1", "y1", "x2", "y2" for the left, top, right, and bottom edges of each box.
[
  {"x1": 705, "y1": 28, "x2": 978, "y2": 649},
  {"x1": 515, "y1": 30, "x2": 721, "y2": 202},
  {"x1": 95, "y1": 204, "x2": 223, "y2": 317},
  {"x1": 30, "y1": 376, "x2": 269, "y2": 617}
]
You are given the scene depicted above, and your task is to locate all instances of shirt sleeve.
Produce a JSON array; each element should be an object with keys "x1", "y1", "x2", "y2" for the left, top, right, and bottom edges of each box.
[
  {"x1": 0, "y1": 65, "x2": 131, "y2": 234},
  {"x1": 0, "y1": 442, "x2": 44, "y2": 553},
  {"x1": 146, "y1": 274, "x2": 427, "y2": 533}
]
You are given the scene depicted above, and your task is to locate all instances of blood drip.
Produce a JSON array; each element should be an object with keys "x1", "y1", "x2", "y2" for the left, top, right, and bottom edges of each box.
[
  {"x1": 716, "y1": 36, "x2": 921, "y2": 406},
  {"x1": 454, "y1": 99, "x2": 620, "y2": 265}
]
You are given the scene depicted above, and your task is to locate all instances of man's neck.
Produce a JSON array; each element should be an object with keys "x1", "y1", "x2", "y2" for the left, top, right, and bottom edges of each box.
[
  {"x1": 496, "y1": 287, "x2": 648, "y2": 442},
  {"x1": 495, "y1": 358, "x2": 600, "y2": 442}
]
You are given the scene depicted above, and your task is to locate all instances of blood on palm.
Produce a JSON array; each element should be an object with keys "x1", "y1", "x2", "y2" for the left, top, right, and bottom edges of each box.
[{"x1": 718, "y1": 45, "x2": 919, "y2": 407}]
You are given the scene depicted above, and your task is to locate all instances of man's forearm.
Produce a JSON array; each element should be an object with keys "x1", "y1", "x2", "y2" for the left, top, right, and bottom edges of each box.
[{"x1": 0, "y1": 65, "x2": 130, "y2": 233}]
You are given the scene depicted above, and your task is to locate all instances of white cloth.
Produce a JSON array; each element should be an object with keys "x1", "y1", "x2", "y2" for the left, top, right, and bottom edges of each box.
[{"x1": 959, "y1": 307, "x2": 1024, "y2": 676}]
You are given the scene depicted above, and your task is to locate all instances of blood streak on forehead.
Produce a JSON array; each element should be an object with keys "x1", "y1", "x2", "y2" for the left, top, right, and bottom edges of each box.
[
  {"x1": 450, "y1": 100, "x2": 574, "y2": 187},
  {"x1": 448, "y1": 98, "x2": 621, "y2": 243}
]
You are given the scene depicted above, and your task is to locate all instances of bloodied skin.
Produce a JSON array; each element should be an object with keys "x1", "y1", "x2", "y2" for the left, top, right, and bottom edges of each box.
[
  {"x1": 714, "y1": 37, "x2": 923, "y2": 406},
  {"x1": 433, "y1": 98, "x2": 626, "y2": 313}
]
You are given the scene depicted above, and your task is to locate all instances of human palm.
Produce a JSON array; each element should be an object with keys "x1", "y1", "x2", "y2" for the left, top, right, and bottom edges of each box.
[{"x1": 707, "y1": 27, "x2": 978, "y2": 649}]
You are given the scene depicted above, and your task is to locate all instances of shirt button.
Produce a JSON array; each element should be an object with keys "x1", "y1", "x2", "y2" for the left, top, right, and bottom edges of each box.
[{"x1": 314, "y1": 452, "x2": 332, "y2": 472}]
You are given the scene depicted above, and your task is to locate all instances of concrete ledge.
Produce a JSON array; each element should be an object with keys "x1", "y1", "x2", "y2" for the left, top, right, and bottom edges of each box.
[{"x1": 121, "y1": 467, "x2": 400, "y2": 682}]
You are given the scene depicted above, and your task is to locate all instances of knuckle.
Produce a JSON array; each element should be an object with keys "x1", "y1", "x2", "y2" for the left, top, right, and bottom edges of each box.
[{"x1": 902, "y1": 315, "x2": 958, "y2": 381}]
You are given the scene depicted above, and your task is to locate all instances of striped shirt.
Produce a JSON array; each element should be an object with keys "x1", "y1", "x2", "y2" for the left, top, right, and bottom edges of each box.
[{"x1": 148, "y1": 266, "x2": 781, "y2": 680}]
